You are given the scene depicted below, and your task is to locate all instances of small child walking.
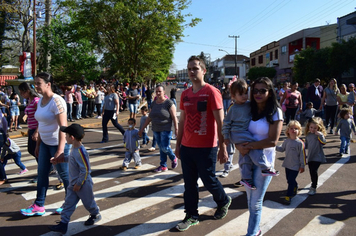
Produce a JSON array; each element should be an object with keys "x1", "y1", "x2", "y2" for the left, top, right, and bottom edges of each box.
[
  {"x1": 304, "y1": 117, "x2": 327, "y2": 196},
  {"x1": 276, "y1": 120, "x2": 306, "y2": 205},
  {"x1": 140, "y1": 106, "x2": 150, "y2": 147},
  {"x1": 335, "y1": 108, "x2": 356, "y2": 156},
  {"x1": 1, "y1": 135, "x2": 28, "y2": 175},
  {"x1": 222, "y1": 79, "x2": 279, "y2": 190},
  {"x1": 121, "y1": 118, "x2": 142, "y2": 170},
  {"x1": 49, "y1": 124, "x2": 101, "y2": 234}
]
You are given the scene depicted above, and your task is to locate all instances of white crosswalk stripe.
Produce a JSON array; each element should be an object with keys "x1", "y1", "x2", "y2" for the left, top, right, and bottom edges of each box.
[{"x1": 0, "y1": 136, "x2": 351, "y2": 236}]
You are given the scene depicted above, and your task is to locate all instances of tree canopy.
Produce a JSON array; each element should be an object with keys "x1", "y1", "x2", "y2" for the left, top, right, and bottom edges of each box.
[
  {"x1": 59, "y1": 0, "x2": 200, "y2": 83},
  {"x1": 247, "y1": 66, "x2": 276, "y2": 81},
  {"x1": 293, "y1": 38, "x2": 356, "y2": 85}
]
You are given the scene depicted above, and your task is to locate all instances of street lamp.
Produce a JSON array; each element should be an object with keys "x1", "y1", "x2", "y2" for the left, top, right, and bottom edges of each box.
[
  {"x1": 218, "y1": 49, "x2": 229, "y2": 55},
  {"x1": 229, "y1": 35, "x2": 239, "y2": 76}
]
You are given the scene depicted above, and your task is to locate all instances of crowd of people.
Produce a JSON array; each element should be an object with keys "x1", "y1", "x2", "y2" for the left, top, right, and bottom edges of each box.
[{"x1": 0, "y1": 55, "x2": 355, "y2": 235}]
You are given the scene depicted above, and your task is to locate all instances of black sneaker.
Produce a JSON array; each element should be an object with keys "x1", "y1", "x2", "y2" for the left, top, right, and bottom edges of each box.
[
  {"x1": 240, "y1": 179, "x2": 257, "y2": 190},
  {"x1": 234, "y1": 180, "x2": 243, "y2": 187},
  {"x1": 261, "y1": 169, "x2": 280, "y2": 177},
  {"x1": 49, "y1": 221, "x2": 68, "y2": 234},
  {"x1": 214, "y1": 196, "x2": 232, "y2": 219},
  {"x1": 292, "y1": 186, "x2": 298, "y2": 196},
  {"x1": 84, "y1": 213, "x2": 102, "y2": 226},
  {"x1": 336, "y1": 153, "x2": 343, "y2": 157},
  {"x1": 176, "y1": 213, "x2": 199, "y2": 231},
  {"x1": 283, "y1": 196, "x2": 291, "y2": 205}
]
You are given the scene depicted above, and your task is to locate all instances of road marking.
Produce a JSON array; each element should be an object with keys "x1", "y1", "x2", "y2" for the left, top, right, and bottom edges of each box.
[
  {"x1": 22, "y1": 163, "x2": 157, "y2": 200},
  {"x1": 39, "y1": 171, "x2": 181, "y2": 219},
  {"x1": 295, "y1": 215, "x2": 345, "y2": 236},
  {"x1": 115, "y1": 188, "x2": 242, "y2": 236},
  {"x1": 206, "y1": 153, "x2": 350, "y2": 236}
]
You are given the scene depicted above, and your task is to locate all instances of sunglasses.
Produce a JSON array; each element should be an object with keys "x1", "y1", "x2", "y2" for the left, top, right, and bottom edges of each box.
[{"x1": 252, "y1": 88, "x2": 268, "y2": 95}]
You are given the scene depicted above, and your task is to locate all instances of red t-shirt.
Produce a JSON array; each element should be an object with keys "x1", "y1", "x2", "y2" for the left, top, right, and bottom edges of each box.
[{"x1": 180, "y1": 84, "x2": 222, "y2": 148}]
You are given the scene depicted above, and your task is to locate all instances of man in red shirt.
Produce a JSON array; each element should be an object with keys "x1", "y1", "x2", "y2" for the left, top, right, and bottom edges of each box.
[{"x1": 175, "y1": 56, "x2": 231, "y2": 232}]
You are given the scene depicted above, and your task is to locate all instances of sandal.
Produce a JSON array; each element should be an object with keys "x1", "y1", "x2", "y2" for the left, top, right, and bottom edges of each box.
[{"x1": 14, "y1": 129, "x2": 17, "y2": 131}]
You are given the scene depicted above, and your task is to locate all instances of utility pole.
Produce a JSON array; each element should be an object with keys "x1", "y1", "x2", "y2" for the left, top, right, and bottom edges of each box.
[
  {"x1": 33, "y1": 0, "x2": 36, "y2": 76},
  {"x1": 229, "y1": 35, "x2": 239, "y2": 76},
  {"x1": 45, "y1": 0, "x2": 52, "y2": 71}
]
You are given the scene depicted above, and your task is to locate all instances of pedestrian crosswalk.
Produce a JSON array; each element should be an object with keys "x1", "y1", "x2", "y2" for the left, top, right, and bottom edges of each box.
[{"x1": 0, "y1": 135, "x2": 352, "y2": 236}]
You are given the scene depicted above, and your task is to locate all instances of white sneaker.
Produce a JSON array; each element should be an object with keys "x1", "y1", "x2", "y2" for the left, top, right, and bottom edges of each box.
[
  {"x1": 220, "y1": 170, "x2": 229, "y2": 178},
  {"x1": 308, "y1": 187, "x2": 316, "y2": 196},
  {"x1": 17, "y1": 126, "x2": 22, "y2": 129},
  {"x1": 97, "y1": 116, "x2": 102, "y2": 119},
  {"x1": 148, "y1": 147, "x2": 156, "y2": 152}
]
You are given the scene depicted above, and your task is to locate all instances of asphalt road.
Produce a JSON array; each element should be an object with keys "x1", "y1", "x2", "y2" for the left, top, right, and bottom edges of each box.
[{"x1": 0, "y1": 86, "x2": 355, "y2": 236}]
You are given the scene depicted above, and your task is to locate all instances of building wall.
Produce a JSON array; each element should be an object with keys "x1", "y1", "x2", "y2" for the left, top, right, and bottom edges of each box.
[
  {"x1": 338, "y1": 11, "x2": 356, "y2": 42},
  {"x1": 320, "y1": 24, "x2": 337, "y2": 48},
  {"x1": 250, "y1": 41, "x2": 279, "y2": 68}
]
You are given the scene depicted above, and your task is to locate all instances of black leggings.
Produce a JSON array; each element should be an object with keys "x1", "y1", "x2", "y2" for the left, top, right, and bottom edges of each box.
[
  {"x1": 325, "y1": 105, "x2": 338, "y2": 129},
  {"x1": 285, "y1": 107, "x2": 298, "y2": 124},
  {"x1": 308, "y1": 161, "x2": 321, "y2": 188}
]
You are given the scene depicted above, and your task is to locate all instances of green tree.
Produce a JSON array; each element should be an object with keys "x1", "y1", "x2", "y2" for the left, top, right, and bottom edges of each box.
[
  {"x1": 37, "y1": 15, "x2": 100, "y2": 83},
  {"x1": 62, "y1": 0, "x2": 200, "y2": 84},
  {"x1": 247, "y1": 67, "x2": 276, "y2": 81}
]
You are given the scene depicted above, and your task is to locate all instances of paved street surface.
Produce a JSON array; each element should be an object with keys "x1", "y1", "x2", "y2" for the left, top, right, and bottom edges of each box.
[{"x1": 1, "y1": 87, "x2": 355, "y2": 236}]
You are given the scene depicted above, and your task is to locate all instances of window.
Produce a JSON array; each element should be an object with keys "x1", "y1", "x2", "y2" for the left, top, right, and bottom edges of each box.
[
  {"x1": 258, "y1": 55, "x2": 263, "y2": 64},
  {"x1": 251, "y1": 58, "x2": 256, "y2": 66},
  {"x1": 270, "y1": 52, "x2": 273, "y2": 61},
  {"x1": 281, "y1": 45, "x2": 287, "y2": 54},
  {"x1": 275, "y1": 49, "x2": 278, "y2": 59}
]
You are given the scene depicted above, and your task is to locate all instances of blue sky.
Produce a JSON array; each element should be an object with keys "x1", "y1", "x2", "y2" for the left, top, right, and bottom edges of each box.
[{"x1": 173, "y1": 0, "x2": 356, "y2": 70}]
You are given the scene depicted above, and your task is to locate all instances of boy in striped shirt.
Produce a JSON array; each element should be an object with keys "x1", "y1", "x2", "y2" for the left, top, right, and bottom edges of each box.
[{"x1": 49, "y1": 124, "x2": 101, "y2": 234}]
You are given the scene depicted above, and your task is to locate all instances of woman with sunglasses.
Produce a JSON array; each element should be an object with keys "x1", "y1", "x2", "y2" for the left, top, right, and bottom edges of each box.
[{"x1": 235, "y1": 77, "x2": 283, "y2": 236}]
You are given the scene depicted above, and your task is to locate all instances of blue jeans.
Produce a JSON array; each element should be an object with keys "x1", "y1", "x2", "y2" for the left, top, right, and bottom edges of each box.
[
  {"x1": 35, "y1": 141, "x2": 69, "y2": 207},
  {"x1": 0, "y1": 161, "x2": 6, "y2": 180},
  {"x1": 2, "y1": 151, "x2": 26, "y2": 170},
  {"x1": 153, "y1": 131, "x2": 175, "y2": 167},
  {"x1": 142, "y1": 132, "x2": 149, "y2": 144},
  {"x1": 67, "y1": 103, "x2": 73, "y2": 121},
  {"x1": 223, "y1": 99, "x2": 231, "y2": 115},
  {"x1": 180, "y1": 145, "x2": 229, "y2": 217},
  {"x1": 224, "y1": 142, "x2": 235, "y2": 171},
  {"x1": 28, "y1": 129, "x2": 37, "y2": 160},
  {"x1": 151, "y1": 136, "x2": 157, "y2": 148},
  {"x1": 82, "y1": 100, "x2": 88, "y2": 117},
  {"x1": 147, "y1": 99, "x2": 152, "y2": 109},
  {"x1": 76, "y1": 103, "x2": 82, "y2": 119},
  {"x1": 171, "y1": 98, "x2": 177, "y2": 108},
  {"x1": 129, "y1": 103, "x2": 138, "y2": 114},
  {"x1": 340, "y1": 136, "x2": 350, "y2": 154},
  {"x1": 245, "y1": 164, "x2": 272, "y2": 236},
  {"x1": 285, "y1": 168, "x2": 299, "y2": 197},
  {"x1": 102, "y1": 110, "x2": 125, "y2": 142}
]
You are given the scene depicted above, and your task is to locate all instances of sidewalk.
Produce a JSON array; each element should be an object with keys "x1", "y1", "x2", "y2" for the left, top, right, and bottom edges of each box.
[{"x1": 9, "y1": 109, "x2": 132, "y2": 139}]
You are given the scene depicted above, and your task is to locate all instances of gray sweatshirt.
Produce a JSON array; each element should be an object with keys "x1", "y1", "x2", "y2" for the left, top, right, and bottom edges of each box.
[
  {"x1": 276, "y1": 138, "x2": 306, "y2": 171},
  {"x1": 124, "y1": 128, "x2": 140, "y2": 152},
  {"x1": 222, "y1": 101, "x2": 251, "y2": 140},
  {"x1": 302, "y1": 108, "x2": 320, "y2": 119},
  {"x1": 335, "y1": 118, "x2": 356, "y2": 138},
  {"x1": 64, "y1": 145, "x2": 92, "y2": 186},
  {"x1": 140, "y1": 115, "x2": 149, "y2": 133},
  {"x1": 305, "y1": 133, "x2": 326, "y2": 163},
  {"x1": 1, "y1": 138, "x2": 20, "y2": 158}
]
